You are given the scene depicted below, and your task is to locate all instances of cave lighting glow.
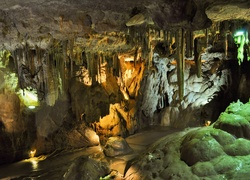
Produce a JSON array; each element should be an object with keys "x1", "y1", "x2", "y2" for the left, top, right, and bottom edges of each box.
[
  {"x1": 18, "y1": 89, "x2": 39, "y2": 108},
  {"x1": 233, "y1": 29, "x2": 249, "y2": 65},
  {"x1": 24, "y1": 152, "x2": 47, "y2": 171},
  {"x1": 91, "y1": 133, "x2": 100, "y2": 144},
  {"x1": 29, "y1": 149, "x2": 37, "y2": 158},
  {"x1": 28, "y1": 106, "x2": 36, "y2": 109},
  {"x1": 30, "y1": 159, "x2": 38, "y2": 170}
]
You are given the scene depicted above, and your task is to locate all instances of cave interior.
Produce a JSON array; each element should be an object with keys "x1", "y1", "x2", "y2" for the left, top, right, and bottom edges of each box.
[{"x1": 0, "y1": 0, "x2": 250, "y2": 179}]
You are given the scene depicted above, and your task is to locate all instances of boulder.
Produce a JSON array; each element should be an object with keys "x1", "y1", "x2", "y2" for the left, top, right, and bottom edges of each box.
[{"x1": 103, "y1": 136, "x2": 132, "y2": 157}]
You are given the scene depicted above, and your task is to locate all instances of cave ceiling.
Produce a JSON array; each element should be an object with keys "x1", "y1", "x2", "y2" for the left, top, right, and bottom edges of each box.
[{"x1": 0, "y1": 0, "x2": 249, "y2": 50}]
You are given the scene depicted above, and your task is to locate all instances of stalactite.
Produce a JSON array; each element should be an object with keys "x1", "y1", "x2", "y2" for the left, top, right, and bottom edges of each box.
[
  {"x1": 223, "y1": 21, "x2": 229, "y2": 57},
  {"x1": 142, "y1": 34, "x2": 148, "y2": 60},
  {"x1": 43, "y1": 51, "x2": 48, "y2": 101},
  {"x1": 69, "y1": 39, "x2": 74, "y2": 78},
  {"x1": 176, "y1": 28, "x2": 185, "y2": 101},
  {"x1": 186, "y1": 30, "x2": 193, "y2": 58},
  {"x1": 29, "y1": 49, "x2": 36, "y2": 78},
  {"x1": 86, "y1": 52, "x2": 91, "y2": 77},
  {"x1": 166, "y1": 31, "x2": 171, "y2": 55},
  {"x1": 94, "y1": 53, "x2": 99, "y2": 83},
  {"x1": 134, "y1": 47, "x2": 138, "y2": 67},
  {"x1": 36, "y1": 46, "x2": 45, "y2": 100},
  {"x1": 62, "y1": 40, "x2": 68, "y2": 93},
  {"x1": 15, "y1": 48, "x2": 24, "y2": 90},
  {"x1": 113, "y1": 53, "x2": 119, "y2": 77},
  {"x1": 160, "y1": 30, "x2": 164, "y2": 40},
  {"x1": 194, "y1": 38, "x2": 202, "y2": 78},
  {"x1": 148, "y1": 28, "x2": 153, "y2": 69},
  {"x1": 12, "y1": 50, "x2": 18, "y2": 71},
  {"x1": 217, "y1": 22, "x2": 221, "y2": 40},
  {"x1": 88, "y1": 53, "x2": 97, "y2": 84},
  {"x1": 98, "y1": 53, "x2": 102, "y2": 83},
  {"x1": 170, "y1": 32, "x2": 175, "y2": 55},
  {"x1": 205, "y1": 28, "x2": 209, "y2": 48}
]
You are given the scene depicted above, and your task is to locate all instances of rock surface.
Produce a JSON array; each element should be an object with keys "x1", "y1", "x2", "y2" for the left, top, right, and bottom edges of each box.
[
  {"x1": 137, "y1": 51, "x2": 231, "y2": 128},
  {"x1": 103, "y1": 136, "x2": 133, "y2": 157},
  {"x1": 0, "y1": 0, "x2": 249, "y2": 49},
  {"x1": 213, "y1": 100, "x2": 250, "y2": 139},
  {"x1": 125, "y1": 126, "x2": 250, "y2": 179},
  {"x1": 63, "y1": 156, "x2": 110, "y2": 180},
  {"x1": 0, "y1": 93, "x2": 21, "y2": 132}
]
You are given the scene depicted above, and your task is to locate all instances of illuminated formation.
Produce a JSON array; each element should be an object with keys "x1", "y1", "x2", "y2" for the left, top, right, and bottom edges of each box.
[{"x1": 234, "y1": 29, "x2": 250, "y2": 65}]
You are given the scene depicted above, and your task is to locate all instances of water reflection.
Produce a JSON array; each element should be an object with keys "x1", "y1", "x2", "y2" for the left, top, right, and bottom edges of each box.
[
  {"x1": 23, "y1": 155, "x2": 47, "y2": 171},
  {"x1": 0, "y1": 146, "x2": 102, "y2": 179}
]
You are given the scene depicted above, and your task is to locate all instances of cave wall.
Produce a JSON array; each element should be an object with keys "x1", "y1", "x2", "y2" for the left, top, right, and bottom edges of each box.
[{"x1": 136, "y1": 51, "x2": 230, "y2": 128}]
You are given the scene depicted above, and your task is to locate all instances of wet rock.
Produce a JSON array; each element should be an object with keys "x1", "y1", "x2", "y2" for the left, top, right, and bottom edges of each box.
[
  {"x1": 64, "y1": 156, "x2": 110, "y2": 180},
  {"x1": 103, "y1": 136, "x2": 132, "y2": 157}
]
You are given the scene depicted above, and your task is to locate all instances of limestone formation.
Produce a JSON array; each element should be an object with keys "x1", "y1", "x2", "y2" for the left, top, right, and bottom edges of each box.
[{"x1": 103, "y1": 136, "x2": 133, "y2": 157}]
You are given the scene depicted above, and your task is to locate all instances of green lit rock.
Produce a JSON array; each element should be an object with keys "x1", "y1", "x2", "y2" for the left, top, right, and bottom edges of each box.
[
  {"x1": 180, "y1": 127, "x2": 227, "y2": 166},
  {"x1": 213, "y1": 100, "x2": 250, "y2": 139},
  {"x1": 192, "y1": 161, "x2": 217, "y2": 177},
  {"x1": 233, "y1": 30, "x2": 249, "y2": 65},
  {"x1": 224, "y1": 138, "x2": 250, "y2": 156},
  {"x1": 212, "y1": 155, "x2": 241, "y2": 174}
]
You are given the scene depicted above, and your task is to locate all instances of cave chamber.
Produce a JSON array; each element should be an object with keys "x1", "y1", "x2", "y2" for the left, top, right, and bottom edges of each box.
[{"x1": 0, "y1": 0, "x2": 250, "y2": 179}]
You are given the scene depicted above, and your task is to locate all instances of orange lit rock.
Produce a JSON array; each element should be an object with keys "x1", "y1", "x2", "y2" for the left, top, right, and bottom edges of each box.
[{"x1": 0, "y1": 93, "x2": 21, "y2": 132}]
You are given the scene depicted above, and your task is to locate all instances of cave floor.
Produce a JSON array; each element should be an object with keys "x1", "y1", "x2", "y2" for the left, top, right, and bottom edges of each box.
[
  {"x1": 0, "y1": 126, "x2": 180, "y2": 180},
  {"x1": 109, "y1": 126, "x2": 181, "y2": 179}
]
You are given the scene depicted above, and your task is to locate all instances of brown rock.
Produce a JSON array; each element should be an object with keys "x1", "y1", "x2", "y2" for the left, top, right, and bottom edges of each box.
[
  {"x1": 103, "y1": 136, "x2": 132, "y2": 157},
  {"x1": 0, "y1": 93, "x2": 21, "y2": 132}
]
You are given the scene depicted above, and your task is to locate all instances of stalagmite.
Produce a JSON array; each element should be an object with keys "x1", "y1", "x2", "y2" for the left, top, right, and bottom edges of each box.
[{"x1": 176, "y1": 28, "x2": 185, "y2": 100}]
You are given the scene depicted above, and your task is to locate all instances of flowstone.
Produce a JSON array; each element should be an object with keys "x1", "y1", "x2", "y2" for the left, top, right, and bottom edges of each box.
[
  {"x1": 125, "y1": 101, "x2": 250, "y2": 179},
  {"x1": 213, "y1": 100, "x2": 250, "y2": 139}
]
